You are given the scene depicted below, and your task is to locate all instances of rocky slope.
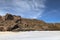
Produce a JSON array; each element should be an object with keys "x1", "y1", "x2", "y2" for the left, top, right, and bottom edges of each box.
[{"x1": 0, "y1": 13, "x2": 60, "y2": 31}]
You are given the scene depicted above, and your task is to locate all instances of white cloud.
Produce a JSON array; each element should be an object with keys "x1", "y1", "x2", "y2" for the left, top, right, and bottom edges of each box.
[
  {"x1": 0, "y1": 0, "x2": 46, "y2": 18},
  {"x1": 12, "y1": 0, "x2": 46, "y2": 18}
]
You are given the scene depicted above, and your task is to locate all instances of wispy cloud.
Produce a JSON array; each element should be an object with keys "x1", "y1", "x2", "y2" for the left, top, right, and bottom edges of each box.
[{"x1": 0, "y1": 0, "x2": 46, "y2": 18}]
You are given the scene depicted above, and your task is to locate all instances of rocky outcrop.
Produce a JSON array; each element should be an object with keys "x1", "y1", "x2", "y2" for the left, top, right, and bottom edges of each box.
[
  {"x1": 13, "y1": 15, "x2": 21, "y2": 23},
  {"x1": 4, "y1": 13, "x2": 14, "y2": 20},
  {"x1": 0, "y1": 13, "x2": 60, "y2": 32}
]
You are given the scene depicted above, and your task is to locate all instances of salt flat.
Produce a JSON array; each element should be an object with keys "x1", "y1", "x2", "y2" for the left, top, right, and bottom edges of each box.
[{"x1": 0, "y1": 31, "x2": 60, "y2": 40}]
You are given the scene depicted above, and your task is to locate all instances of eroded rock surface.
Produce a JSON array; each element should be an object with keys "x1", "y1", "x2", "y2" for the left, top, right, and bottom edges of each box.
[{"x1": 0, "y1": 13, "x2": 60, "y2": 32}]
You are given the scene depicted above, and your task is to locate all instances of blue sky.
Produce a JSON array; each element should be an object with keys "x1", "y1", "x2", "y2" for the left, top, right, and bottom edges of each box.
[{"x1": 0, "y1": 0, "x2": 60, "y2": 23}]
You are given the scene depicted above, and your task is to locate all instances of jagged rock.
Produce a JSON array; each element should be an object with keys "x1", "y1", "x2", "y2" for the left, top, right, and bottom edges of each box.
[
  {"x1": 13, "y1": 15, "x2": 21, "y2": 23},
  {"x1": 7, "y1": 24, "x2": 20, "y2": 31},
  {"x1": 5, "y1": 13, "x2": 14, "y2": 20}
]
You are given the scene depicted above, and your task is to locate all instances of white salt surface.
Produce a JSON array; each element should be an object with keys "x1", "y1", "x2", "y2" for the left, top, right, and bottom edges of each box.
[{"x1": 0, "y1": 31, "x2": 60, "y2": 40}]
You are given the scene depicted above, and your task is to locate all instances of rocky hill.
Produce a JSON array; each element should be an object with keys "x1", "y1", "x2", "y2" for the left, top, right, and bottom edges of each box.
[{"x1": 0, "y1": 13, "x2": 60, "y2": 32}]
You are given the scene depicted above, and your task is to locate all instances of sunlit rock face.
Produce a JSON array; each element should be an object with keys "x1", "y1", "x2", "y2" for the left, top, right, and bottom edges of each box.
[
  {"x1": 0, "y1": 13, "x2": 21, "y2": 31},
  {"x1": 0, "y1": 13, "x2": 60, "y2": 31}
]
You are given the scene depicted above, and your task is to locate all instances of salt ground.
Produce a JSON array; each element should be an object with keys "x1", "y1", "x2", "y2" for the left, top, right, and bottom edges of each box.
[{"x1": 0, "y1": 31, "x2": 60, "y2": 40}]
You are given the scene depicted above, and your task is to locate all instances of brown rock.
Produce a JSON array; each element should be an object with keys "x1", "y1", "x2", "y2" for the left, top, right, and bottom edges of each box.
[
  {"x1": 0, "y1": 16, "x2": 3, "y2": 21},
  {"x1": 0, "y1": 13, "x2": 60, "y2": 32},
  {"x1": 4, "y1": 13, "x2": 14, "y2": 20},
  {"x1": 13, "y1": 15, "x2": 21, "y2": 23}
]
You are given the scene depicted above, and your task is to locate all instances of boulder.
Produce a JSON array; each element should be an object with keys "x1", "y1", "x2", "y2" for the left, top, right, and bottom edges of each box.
[
  {"x1": 5, "y1": 13, "x2": 14, "y2": 20},
  {"x1": 7, "y1": 24, "x2": 20, "y2": 31},
  {"x1": 13, "y1": 15, "x2": 21, "y2": 23}
]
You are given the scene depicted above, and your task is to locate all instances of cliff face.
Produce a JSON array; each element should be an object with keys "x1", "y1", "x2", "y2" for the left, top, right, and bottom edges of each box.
[{"x1": 0, "y1": 13, "x2": 60, "y2": 31}]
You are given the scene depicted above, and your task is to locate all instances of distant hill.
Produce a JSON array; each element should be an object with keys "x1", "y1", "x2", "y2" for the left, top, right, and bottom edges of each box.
[{"x1": 0, "y1": 13, "x2": 60, "y2": 32}]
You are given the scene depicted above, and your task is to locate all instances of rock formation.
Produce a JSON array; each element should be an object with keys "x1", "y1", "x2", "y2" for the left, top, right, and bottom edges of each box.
[
  {"x1": 5, "y1": 13, "x2": 14, "y2": 20},
  {"x1": 0, "y1": 13, "x2": 60, "y2": 32}
]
